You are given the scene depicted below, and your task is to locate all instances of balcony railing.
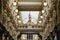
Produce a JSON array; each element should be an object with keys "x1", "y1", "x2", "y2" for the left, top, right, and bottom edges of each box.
[{"x1": 16, "y1": 25, "x2": 43, "y2": 31}]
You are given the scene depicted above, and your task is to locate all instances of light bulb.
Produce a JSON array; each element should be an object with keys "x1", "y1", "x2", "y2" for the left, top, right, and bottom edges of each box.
[
  {"x1": 15, "y1": 9, "x2": 18, "y2": 13},
  {"x1": 40, "y1": 16, "x2": 43, "y2": 19},
  {"x1": 42, "y1": 10, "x2": 45, "y2": 13},
  {"x1": 13, "y1": 2, "x2": 16, "y2": 6},
  {"x1": 44, "y1": 2, "x2": 47, "y2": 6},
  {"x1": 17, "y1": 15, "x2": 20, "y2": 18},
  {"x1": 18, "y1": 20, "x2": 21, "y2": 23},
  {"x1": 39, "y1": 21, "x2": 42, "y2": 23}
]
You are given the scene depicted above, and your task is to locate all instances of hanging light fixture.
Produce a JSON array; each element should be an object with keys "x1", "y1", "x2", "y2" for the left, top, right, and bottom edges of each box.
[
  {"x1": 17, "y1": 15, "x2": 20, "y2": 18},
  {"x1": 39, "y1": 20, "x2": 42, "y2": 23},
  {"x1": 40, "y1": 15, "x2": 43, "y2": 19},
  {"x1": 18, "y1": 20, "x2": 21, "y2": 23},
  {"x1": 42, "y1": 10, "x2": 45, "y2": 13},
  {"x1": 13, "y1": 2, "x2": 17, "y2": 6},
  {"x1": 44, "y1": 2, "x2": 47, "y2": 6},
  {"x1": 15, "y1": 9, "x2": 18, "y2": 13}
]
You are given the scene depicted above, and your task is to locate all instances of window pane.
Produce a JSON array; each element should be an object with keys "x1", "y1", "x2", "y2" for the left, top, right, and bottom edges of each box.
[
  {"x1": 31, "y1": 11, "x2": 39, "y2": 24},
  {"x1": 21, "y1": 11, "x2": 39, "y2": 24},
  {"x1": 21, "y1": 11, "x2": 29, "y2": 24}
]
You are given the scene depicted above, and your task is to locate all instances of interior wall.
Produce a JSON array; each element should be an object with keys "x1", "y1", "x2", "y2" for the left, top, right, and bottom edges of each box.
[{"x1": 0, "y1": 22, "x2": 14, "y2": 40}]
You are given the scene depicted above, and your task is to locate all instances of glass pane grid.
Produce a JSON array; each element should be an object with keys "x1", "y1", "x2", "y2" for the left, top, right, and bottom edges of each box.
[{"x1": 21, "y1": 11, "x2": 39, "y2": 24}]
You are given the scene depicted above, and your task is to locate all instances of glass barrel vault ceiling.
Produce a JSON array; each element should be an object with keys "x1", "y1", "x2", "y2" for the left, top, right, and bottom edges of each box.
[{"x1": 20, "y1": 11, "x2": 39, "y2": 24}]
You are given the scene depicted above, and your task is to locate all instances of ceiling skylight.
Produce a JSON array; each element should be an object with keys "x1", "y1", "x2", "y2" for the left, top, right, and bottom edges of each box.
[{"x1": 20, "y1": 11, "x2": 39, "y2": 24}]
